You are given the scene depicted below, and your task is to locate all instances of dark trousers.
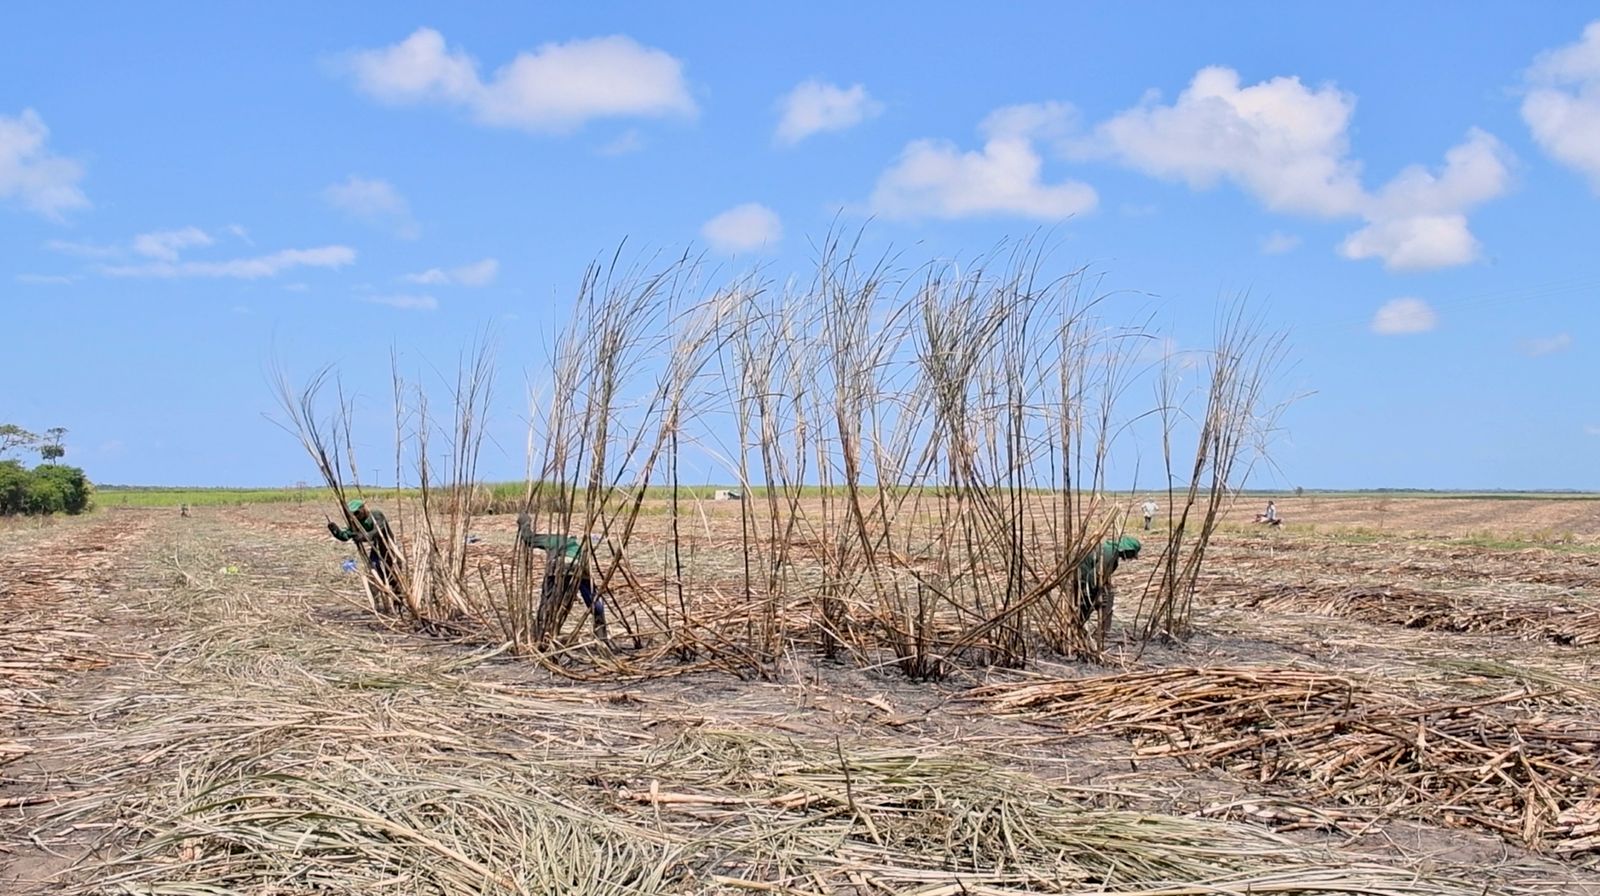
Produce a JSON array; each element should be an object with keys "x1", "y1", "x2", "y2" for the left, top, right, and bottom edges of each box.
[
  {"x1": 543, "y1": 572, "x2": 607, "y2": 629},
  {"x1": 368, "y1": 548, "x2": 402, "y2": 601}
]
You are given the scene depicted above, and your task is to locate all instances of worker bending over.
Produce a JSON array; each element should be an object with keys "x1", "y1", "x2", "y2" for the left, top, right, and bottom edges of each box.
[
  {"x1": 517, "y1": 512, "x2": 609, "y2": 644},
  {"x1": 327, "y1": 498, "x2": 402, "y2": 608},
  {"x1": 1078, "y1": 535, "x2": 1141, "y2": 646}
]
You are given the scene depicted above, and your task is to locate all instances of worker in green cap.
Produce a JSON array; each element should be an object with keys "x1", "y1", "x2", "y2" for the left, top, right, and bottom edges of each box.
[
  {"x1": 517, "y1": 511, "x2": 609, "y2": 644},
  {"x1": 1077, "y1": 535, "x2": 1140, "y2": 645},
  {"x1": 328, "y1": 499, "x2": 401, "y2": 605}
]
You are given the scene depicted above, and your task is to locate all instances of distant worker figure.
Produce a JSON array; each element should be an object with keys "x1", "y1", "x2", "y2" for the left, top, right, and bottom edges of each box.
[
  {"x1": 1140, "y1": 497, "x2": 1159, "y2": 531},
  {"x1": 517, "y1": 512, "x2": 609, "y2": 645},
  {"x1": 1078, "y1": 535, "x2": 1141, "y2": 646},
  {"x1": 327, "y1": 499, "x2": 402, "y2": 608},
  {"x1": 179, "y1": 503, "x2": 189, "y2": 518},
  {"x1": 1254, "y1": 500, "x2": 1281, "y2": 527}
]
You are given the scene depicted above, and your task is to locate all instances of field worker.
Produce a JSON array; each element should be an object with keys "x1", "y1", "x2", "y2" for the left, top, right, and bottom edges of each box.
[
  {"x1": 328, "y1": 498, "x2": 402, "y2": 604},
  {"x1": 517, "y1": 512, "x2": 610, "y2": 644},
  {"x1": 1140, "y1": 497, "x2": 1158, "y2": 531},
  {"x1": 1255, "y1": 500, "x2": 1281, "y2": 526},
  {"x1": 1078, "y1": 535, "x2": 1141, "y2": 645}
]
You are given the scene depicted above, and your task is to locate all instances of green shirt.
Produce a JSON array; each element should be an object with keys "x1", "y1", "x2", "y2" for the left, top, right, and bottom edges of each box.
[
  {"x1": 1078, "y1": 537, "x2": 1140, "y2": 593},
  {"x1": 521, "y1": 532, "x2": 586, "y2": 560},
  {"x1": 334, "y1": 508, "x2": 392, "y2": 545}
]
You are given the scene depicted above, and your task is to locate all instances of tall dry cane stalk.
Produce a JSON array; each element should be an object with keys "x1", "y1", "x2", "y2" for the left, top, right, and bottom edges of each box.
[
  {"x1": 398, "y1": 339, "x2": 495, "y2": 626},
  {"x1": 270, "y1": 366, "x2": 406, "y2": 615},
  {"x1": 280, "y1": 241, "x2": 1290, "y2": 681},
  {"x1": 723, "y1": 283, "x2": 811, "y2": 662},
  {"x1": 1136, "y1": 303, "x2": 1290, "y2": 643},
  {"x1": 926, "y1": 254, "x2": 1134, "y2": 669},
  {"x1": 508, "y1": 252, "x2": 738, "y2": 666},
  {"x1": 272, "y1": 340, "x2": 499, "y2": 631}
]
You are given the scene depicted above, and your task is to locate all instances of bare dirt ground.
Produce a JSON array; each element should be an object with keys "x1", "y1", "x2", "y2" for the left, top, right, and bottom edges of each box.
[{"x1": 2, "y1": 497, "x2": 1598, "y2": 894}]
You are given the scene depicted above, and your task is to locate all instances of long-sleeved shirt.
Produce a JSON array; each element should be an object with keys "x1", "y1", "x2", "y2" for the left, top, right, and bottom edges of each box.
[
  {"x1": 1078, "y1": 536, "x2": 1142, "y2": 595},
  {"x1": 516, "y1": 514, "x2": 592, "y2": 567},
  {"x1": 333, "y1": 509, "x2": 393, "y2": 546}
]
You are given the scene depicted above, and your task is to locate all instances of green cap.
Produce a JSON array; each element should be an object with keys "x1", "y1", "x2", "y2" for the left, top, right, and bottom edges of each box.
[{"x1": 347, "y1": 499, "x2": 365, "y2": 512}]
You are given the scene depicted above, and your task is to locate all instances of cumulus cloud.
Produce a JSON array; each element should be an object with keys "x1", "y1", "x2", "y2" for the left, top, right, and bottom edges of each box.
[
  {"x1": 1523, "y1": 21, "x2": 1600, "y2": 192},
  {"x1": 871, "y1": 103, "x2": 1096, "y2": 220},
  {"x1": 364, "y1": 294, "x2": 438, "y2": 311},
  {"x1": 1370, "y1": 297, "x2": 1438, "y2": 335},
  {"x1": 0, "y1": 109, "x2": 88, "y2": 218},
  {"x1": 324, "y1": 176, "x2": 419, "y2": 239},
  {"x1": 402, "y1": 257, "x2": 498, "y2": 287},
  {"x1": 1260, "y1": 231, "x2": 1301, "y2": 254},
  {"x1": 345, "y1": 28, "x2": 695, "y2": 134},
  {"x1": 775, "y1": 80, "x2": 883, "y2": 144},
  {"x1": 701, "y1": 203, "x2": 782, "y2": 253},
  {"x1": 102, "y1": 246, "x2": 356, "y2": 279},
  {"x1": 1094, "y1": 67, "x2": 1510, "y2": 270},
  {"x1": 1519, "y1": 332, "x2": 1573, "y2": 357},
  {"x1": 1097, "y1": 68, "x2": 1365, "y2": 216},
  {"x1": 1339, "y1": 129, "x2": 1511, "y2": 270}
]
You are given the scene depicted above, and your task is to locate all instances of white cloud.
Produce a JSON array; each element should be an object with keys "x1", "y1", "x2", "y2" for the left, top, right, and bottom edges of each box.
[
  {"x1": 1339, "y1": 129, "x2": 1511, "y2": 270},
  {"x1": 364, "y1": 294, "x2": 438, "y2": 311},
  {"x1": 980, "y1": 101, "x2": 1076, "y2": 143},
  {"x1": 324, "y1": 176, "x2": 419, "y2": 239},
  {"x1": 0, "y1": 109, "x2": 88, "y2": 218},
  {"x1": 102, "y1": 245, "x2": 356, "y2": 279},
  {"x1": 346, "y1": 28, "x2": 696, "y2": 134},
  {"x1": 1095, "y1": 67, "x2": 1509, "y2": 270},
  {"x1": 1519, "y1": 332, "x2": 1573, "y2": 357},
  {"x1": 1523, "y1": 21, "x2": 1600, "y2": 192},
  {"x1": 1586, "y1": 424, "x2": 1600, "y2": 437},
  {"x1": 1096, "y1": 68, "x2": 1365, "y2": 216},
  {"x1": 1370, "y1": 297, "x2": 1438, "y2": 335},
  {"x1": 132, "y1": 226, "x2": 214, "y2": 261},
  {"x1": 47, "y1": 226, "x2": 218, "y2": 262},
  {"x1": 15, "y1": 273, "x2": 75, "y2": 285},
  {"x1": 402, "y1": 257, "x2": 498, "y2": 287},
  {"x1": 1260, "y1": 231, "x2": 1301, "y2": 254},
  {"x1": 701, "y1": 203, "x2": 782, "y2": 253},
  {"x1": 871, "y1": 103, "x2": 1096, "y2": 220},
  {"x1": 775, "y1": 80, "x2": 883, "y2": 144}
]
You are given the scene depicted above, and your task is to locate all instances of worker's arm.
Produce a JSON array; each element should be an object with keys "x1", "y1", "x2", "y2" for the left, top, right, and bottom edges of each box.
[
  {"x1": 328, "y1": 520, "x2": 353, "y2": 541},
  {"x1": 524, "y1": 533, "x2": 583, "y2": 558}
]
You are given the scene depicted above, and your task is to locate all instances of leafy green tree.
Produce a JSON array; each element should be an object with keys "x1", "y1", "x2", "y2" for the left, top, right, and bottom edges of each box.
[
  {"x1": 32, "y1": 464, "x2": 90, "y2": 513},
  {"x1": 38, "y1": 426, "x2": 66, "y2": 464},
  {"x1": 0, "y1": 457, "x2": 91, "y2": 517},
  {"x1": 0, "y1": 460, "x2": 28, "y2": 514}
]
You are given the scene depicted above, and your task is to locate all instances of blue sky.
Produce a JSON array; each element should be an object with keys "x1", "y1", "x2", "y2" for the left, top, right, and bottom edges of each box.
[{"x1": 4, "y1": 3, "x2": 1599, "y2": 489}]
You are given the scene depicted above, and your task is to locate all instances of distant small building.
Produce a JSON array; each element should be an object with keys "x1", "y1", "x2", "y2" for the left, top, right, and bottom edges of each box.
[{"x1": 714, "y1": 489, "x2": 743, "y2": 501}]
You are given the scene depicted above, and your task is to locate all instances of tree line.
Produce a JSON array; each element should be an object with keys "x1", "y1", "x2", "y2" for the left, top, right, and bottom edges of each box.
[{"x1": 0, "y1": 424, "x2": 91, "y2": 515}]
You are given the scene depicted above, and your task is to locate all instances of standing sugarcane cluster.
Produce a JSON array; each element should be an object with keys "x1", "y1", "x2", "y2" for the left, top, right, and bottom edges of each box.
[{"x1": 275, "y1": 236, "x2": 1289, "y2": 679}]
